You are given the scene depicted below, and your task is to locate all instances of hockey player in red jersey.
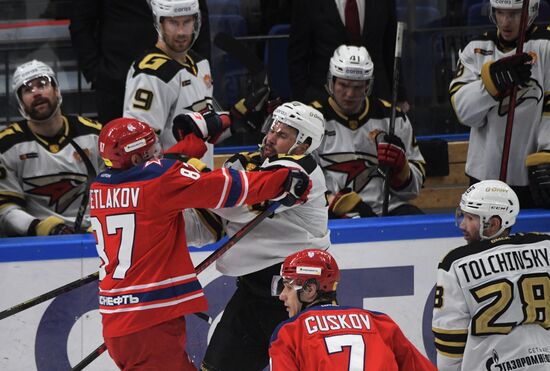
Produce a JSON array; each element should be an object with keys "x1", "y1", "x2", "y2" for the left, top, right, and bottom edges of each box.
[
  {"x1": 269, "y1": 249, "x2": 435, "y2": 371},
  {"x1": 90, "y1": 117, "x2": 310, "y2": 370}
]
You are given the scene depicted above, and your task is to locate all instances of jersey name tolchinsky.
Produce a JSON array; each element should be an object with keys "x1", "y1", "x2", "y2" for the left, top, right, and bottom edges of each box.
[
  {"x1": 458, "y1": 247, "x2": 550, "y2": 283},
  {"x1": 89, "y1": 187, "x2": 141, "y2": 210}
]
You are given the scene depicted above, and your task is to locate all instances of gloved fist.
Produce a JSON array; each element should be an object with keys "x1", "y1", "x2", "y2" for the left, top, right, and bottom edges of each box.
[
  {"x1": 376, "y1": 132, "x2": 411, "y2": 189},
  {"x1": 230, "y1": 85, "x2": 270, "y2": 133},
  {"x1": 165, "y1": 132, "x2": 208, "y2": 159},
  {"x1": 482, "y1": 52, "x2": 532, "y2": 98},
  {"x1": 272, "y1": 169, "x2": 311, "y2": 207},
  {"x1": 29, "y1": 216, "x2": 75, "y2": 236},
  {"x1": 172, "y1": 110, "x2": 231, "y2": 144},
  {"x1": 377, "y1": 133, "x2": 407, "y2": 171}
]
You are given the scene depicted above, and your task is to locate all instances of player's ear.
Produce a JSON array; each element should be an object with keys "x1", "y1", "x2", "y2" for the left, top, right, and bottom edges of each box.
[{"x1": 487, "y1": 216, "x2": 502, "y2": 235}]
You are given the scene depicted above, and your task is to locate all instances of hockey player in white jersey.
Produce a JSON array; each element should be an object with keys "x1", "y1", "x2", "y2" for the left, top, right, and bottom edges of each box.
[
  {"x1": 312, "y1": 45, "x2": 425, "y2": 218},
  {"x1": 123, "y1": 0, "x2": 232, "y2": 168},
  {"x1": 0, "y1": 60, "x2": 103, "y2": 236},
  {"x1": 450, "y1": 0, "x2": 550, "y2": 208},
  {"x1": 432, "y1": 180, "x2": 550, "y2": 371},
  {"x1": 201, "y1": 102, "x2": 330, "y2": 371}
]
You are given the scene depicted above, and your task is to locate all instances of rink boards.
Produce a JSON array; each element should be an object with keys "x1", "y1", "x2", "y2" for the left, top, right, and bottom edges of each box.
[{"x1": 1, "y1": 210, "x2": 549, "y2": 370}]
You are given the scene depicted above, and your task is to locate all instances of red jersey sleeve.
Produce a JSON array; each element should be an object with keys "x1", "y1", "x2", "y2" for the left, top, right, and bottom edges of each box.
[{"x1": 159, "y1": 160, "x2": 289, "y2": 211}]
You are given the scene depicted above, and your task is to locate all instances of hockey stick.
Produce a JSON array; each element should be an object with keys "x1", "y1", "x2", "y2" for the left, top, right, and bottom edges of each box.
[
  {"x1": 68, "y1": 138, "x2": 97, "y2": 233},
  {"x1": 0, "y1": 271, "x2": 99, "y2": 320},
  {"x1": 382, "y1": 22, "x2": 406, "y2": 216},
  {"x1": 69, "y1": 202, "x2": 281, "y2": 370},
  {"x1": 499, "y1": 0, "x2": 530, "y2": 181},
  {"x1": 71, "y1": 343, "x2": 107, "y2": 371}
]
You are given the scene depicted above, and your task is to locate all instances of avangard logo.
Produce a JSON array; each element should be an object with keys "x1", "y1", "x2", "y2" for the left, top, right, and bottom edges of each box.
[
  {"x1": 498, "y1": 78, "x2": 544, "y2": 116},
  {"x1": 24, "y1": 172, "x2": 87, "y2": 214}
]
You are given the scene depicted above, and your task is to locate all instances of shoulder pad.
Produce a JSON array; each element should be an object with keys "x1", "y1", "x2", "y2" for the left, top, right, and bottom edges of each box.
[
  {"x1": 469, "y1": 30, "x2": 498, "y2": 43},
  {"x1": 367, "y1": 98, "x2": 406, "y2": 120},
  {"x1": 187, "y1": 49, "x2": 208, "y2": 64},
  {"x1": 528, "y1": 25, "x2": 550, "y2": 41},
  {"x1": 132, "y1": 50, "x2": 183, "y2": 83},
  {"x1": 69, "y1": 115, "x2": 102, "y2": 136},
  {"x1": 225, "y1": 151, "x2": 262, "y2": 171},
  {"x1": 268, "y1": 154, "x2": 318, "y2": 174},
  {"x1": 0, "y1": 121, "x2": 31, "y2": 153}
]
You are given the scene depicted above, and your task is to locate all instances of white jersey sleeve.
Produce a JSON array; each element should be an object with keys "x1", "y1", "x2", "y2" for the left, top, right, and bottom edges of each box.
[{"x1": 212, "y1": 153, "x2": 330, "y2": 276}]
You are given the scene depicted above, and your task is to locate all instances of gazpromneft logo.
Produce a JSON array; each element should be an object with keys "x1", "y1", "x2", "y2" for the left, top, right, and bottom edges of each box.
[{"x1": 99, "y1": 294, "x2": 139, "y2": 306}]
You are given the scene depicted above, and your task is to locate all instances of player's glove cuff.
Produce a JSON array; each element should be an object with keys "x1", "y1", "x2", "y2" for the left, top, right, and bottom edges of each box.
[
  {"x1": 29, "y1": 216, "x2": 75, "y2": 236},
  {"x1": 329, "y1": 190, "x2": 362, "y2": 217}
]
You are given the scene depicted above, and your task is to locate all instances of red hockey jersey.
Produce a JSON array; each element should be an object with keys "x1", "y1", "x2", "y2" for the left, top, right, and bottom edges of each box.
[
  {"x1": 90, "y1": 158, "x2": 289, "y2": 337},
  {"x1": 269, "y1": 304, "x2": 435, "y2": 371}
]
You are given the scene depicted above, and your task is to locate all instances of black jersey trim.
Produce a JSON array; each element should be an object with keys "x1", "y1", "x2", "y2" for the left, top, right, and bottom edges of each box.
[{"x1": 439, "y1": 233, "x2": 550, "y2": 271}]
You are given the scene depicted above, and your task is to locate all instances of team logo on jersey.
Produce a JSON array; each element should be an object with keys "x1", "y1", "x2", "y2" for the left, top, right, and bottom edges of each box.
[
  {"x1": 320, "y1": 152, "x2": 381, "y2": 192},
  {"x1": 497, "y1": 78, "x2": 544, "y2": 116},
  {"x1": 23, "y1": 172, "x2": 87, "y2": 214},
  {"x1": 485, "y1": 348, "x2": 550, "y2": 370},
  {"x1": 203, "y1": 74, "x2": 213, "y2": 89},
  {"x1": 19, "y1": 152, "x2": 39, "y2": 160},
  {"x1": 474, "y1": 48, "x2": 493, "y2": 56}
]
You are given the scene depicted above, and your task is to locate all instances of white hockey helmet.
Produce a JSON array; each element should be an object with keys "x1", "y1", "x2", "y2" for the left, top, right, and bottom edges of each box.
[
  {"x1": 267, "y1": 101, "x2": 325, "y2": 155},
  {"x1": 327, "y1": 45, "x2": 374, "y2": 96},
  {"x1": 150, "y1": 0, "x2": 201, "y2": 51},
  {"x1": 11, "y1": 60, "x2": 62, "y2": 120},
  {"x1": 458, "y1": 180, "x2": 520, "y2": 240},
  {"x1": 489, "y1": 0, "x2": 539, "y2": 28}
]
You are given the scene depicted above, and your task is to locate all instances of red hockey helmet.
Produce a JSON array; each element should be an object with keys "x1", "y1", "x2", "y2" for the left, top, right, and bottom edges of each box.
[
  {"x1": 280, "y1": 249, "x2": 340, "y2": 293},
  {"x1": 99, "y1": 118, "x2": 158, "y2": 169}
]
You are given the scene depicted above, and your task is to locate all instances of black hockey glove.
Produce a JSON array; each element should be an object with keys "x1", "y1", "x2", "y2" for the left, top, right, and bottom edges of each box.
[
  {"x1": 482, "y1": 53, "x2": 532, "y2": 98},
  {"x1": 328, "y1": 189, "x2": 377, "y2": 219},
  {"x1": 526, "y1": 151, "x2": 550, "y2": 208},
  {"x1": 172, "y1": 111, "x2": 231, "y2": 143},
  {"x1": 272, "y1": 169, "x2": 311, "y2": 207},
  {"x1": 230, "y1": 85, "x2": 270, "y2": 133}
]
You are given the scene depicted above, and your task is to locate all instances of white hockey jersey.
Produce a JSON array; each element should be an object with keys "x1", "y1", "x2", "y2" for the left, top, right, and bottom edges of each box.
[
  {"x1": 311, "y1": 96, "x2": 425, "y2": 215},
  {"x1": 0, "y1": 116, "x2": 103, "y2": 235},
  {"x1": 432, "y1": 233, "x2": 550, "y2": 371},
  {"x1": 123, "y1": 48, "x2": 214, "y2": 166},
  {"x1": 450, "y1": 26, "x2": 550, "y2": 186},
  {"x1": 212, "y1": 152, "x2": 330, "y2": 277}
]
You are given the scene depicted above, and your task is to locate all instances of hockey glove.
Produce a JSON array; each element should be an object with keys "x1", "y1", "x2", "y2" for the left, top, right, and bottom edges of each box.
[
  {"x1": 28, "y1": 216, "x2": 75, "y2": 236},
  {"x1": 377, "y1": 132, "x2": 411, "y2": 189},
  {"x1": 329, "y1": 189, "x2": 362, "y2": 218},
  {"x1": 481, "y1": 53, "x2": 532, "y2": 98},
  {"x1": 328, "y1": 189, "x2": 377, "y2": 218},
  {"x1": 526, "y1": 151, "x2": 550, "y2": 208},
  {"x1": 230, "y1": 85, "x2": 270, "y2": 133},
  {"x1": 272, "y1": 169, "x2": 311, "y2": 207},
  {"x1": 165, "y1": 132, "x2": 208, "y2": 159},
  {"x1": 172, "y1": 110, "x2": 231, "y2": 144}
]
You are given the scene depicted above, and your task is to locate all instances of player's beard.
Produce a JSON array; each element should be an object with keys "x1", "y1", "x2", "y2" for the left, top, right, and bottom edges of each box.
[
  {"x1": 26, "y1": 96, "x2": 58, "y2": 121},
  {"x1": 164, "y1": 33, "x2": 192, "y2": 54}
]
